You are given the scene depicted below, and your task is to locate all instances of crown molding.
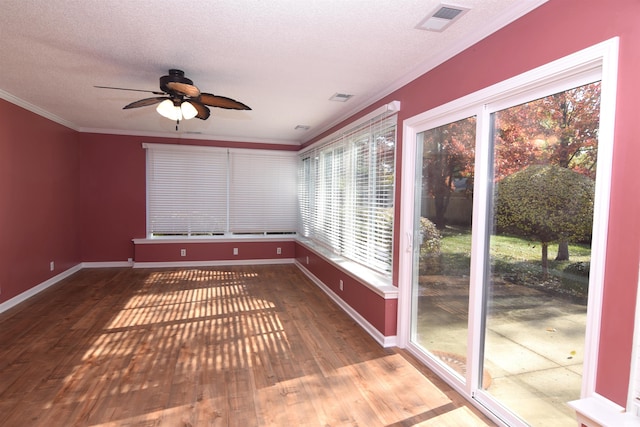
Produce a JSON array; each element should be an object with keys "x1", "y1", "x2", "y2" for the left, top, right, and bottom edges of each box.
[{"x1": 0, "y1": 88, "x2": 77, "y2": 131}]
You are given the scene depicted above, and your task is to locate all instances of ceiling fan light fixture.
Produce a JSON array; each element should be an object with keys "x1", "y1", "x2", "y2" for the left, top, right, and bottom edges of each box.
[
  {"x1": 180, "y1": 101, "x2": 198, "y2": 120},
  {"x1": 156, "y1": 99, "x2": 198, "y2": 121},
  {"x1": 156, "y1": 99, "x2": 182, "y2": 121},
  {"x1": 103, "y1": 69, "x2": 249, "y2": 127}
]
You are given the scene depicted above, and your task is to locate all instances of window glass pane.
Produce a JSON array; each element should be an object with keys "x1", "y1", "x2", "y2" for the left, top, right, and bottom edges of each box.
[
  {"x1": 412, "y1": 116, "x2": 476, "y2": 384},
  {"x1": 298, "y1": 114, "x2": 396, "y2": 275},
  {"x1": 483, "y1": 81, "x2": 600, "y2": 426},
  {"x1": 147, "y1": 146, "x2": 227, "y2": 236},
  {"x1": 146, "y1": 144, "x2": 298, "y2": 237},
  {"x1": 229, "y1": 150, "x2": 298, "y2": 233},
  {"x1": 298, "y1": 156, "x2": 313, "y2": 236}
]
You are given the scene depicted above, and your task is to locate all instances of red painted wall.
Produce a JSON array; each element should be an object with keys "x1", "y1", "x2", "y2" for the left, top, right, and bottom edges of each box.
[
  {"x1": 295, "y1": 242, "x2": 396, "y2": 336},
  {"x1": 2, "y1": 0, "x2": 639, "y2": 409},
  {"x1": 304, "y1": 0, "x2": 640, "y2": 407},
  {"x1": 78, "y1": 133, "x2": 146, "y2": 262},
  {"x1": 402, "y1": 0, "x2": 640, "y2": 407},
  {"x1": 78, "y1": 133, "x2": 298, "y2": 262},
  {"x1": 0, "y1": 100, "x2": 80, "y2": 303},
  {"x1": 134, "y1": 240, "x2": 295, "y2": 263}
]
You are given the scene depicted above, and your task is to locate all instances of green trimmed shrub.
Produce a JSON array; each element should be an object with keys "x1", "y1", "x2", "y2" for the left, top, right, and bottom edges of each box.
[
  {"x1": 419, "y1": 216, "x2": 442, "y2": 274},
  {"x1": 495, "y1": 164, "x2": 594, "y2": 277}
]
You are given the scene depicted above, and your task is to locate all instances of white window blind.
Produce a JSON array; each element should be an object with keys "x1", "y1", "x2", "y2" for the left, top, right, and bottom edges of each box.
[
  {"x1": 146, "y1": 144, "x2": 228, "y2": 236},
  {"x1": 298, "y1": 109, "x2": 397, "y2": 274},
  {"x1": 144, "y1": 143, "x2": 298, "y2": 237},
  {"x1": 229, "y1": 149, "x2": 298, "y2": 233},
  {"x1": 298, "y1": 157, "x2": 313, "y2": 237}
]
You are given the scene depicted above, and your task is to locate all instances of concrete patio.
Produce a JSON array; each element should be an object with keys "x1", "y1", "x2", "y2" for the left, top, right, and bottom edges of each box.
[{"x1": 416, "y1": 276, "x2": 587, "y2": 426}]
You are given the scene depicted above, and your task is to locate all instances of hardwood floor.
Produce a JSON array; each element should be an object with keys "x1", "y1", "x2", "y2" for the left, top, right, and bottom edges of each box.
[{"x1": 0, "y1": 265, "x2": 496, "y2": 426}]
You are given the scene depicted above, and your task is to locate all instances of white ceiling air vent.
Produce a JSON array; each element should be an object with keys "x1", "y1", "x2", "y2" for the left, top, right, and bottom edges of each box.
[
  {"x1": 329, "y1": 93, "x2": 354, "y2": 102},
  {"x1": 416, "y1": 4, "x2": 470, "y2": 32}
]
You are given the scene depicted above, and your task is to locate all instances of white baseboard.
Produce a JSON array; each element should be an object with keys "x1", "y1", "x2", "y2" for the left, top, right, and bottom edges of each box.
[
  {"x1": 295, "y1": 261, "x2": 397, "y2": 348},
  {"x1": 0, "y1": 263, "x2": 83, "y2": 314},
  {"x1": 133, "y1": 258, "x2": 295, "y2": 269},
  {"x1": 0, "y1": 259, "x2": 296, "y2": 314},
  {"x1": 82, "y1": 261, "x2": 134, "y2": 268}
]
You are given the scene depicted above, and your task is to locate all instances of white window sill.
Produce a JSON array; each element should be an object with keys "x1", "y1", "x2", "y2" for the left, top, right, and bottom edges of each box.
[
  {"x1": 296, "y1": 238, "x2": 398, "y2": 300},
  {"x1": 569, "y1": 395, "x2": 640, "y2": 427},
  {"x1": 133, "y1": 234, "x2": 297, "y2": 244}
]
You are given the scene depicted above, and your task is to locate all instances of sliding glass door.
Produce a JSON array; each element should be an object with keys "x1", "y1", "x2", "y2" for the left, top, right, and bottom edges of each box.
[
  {"x1": 399, "y1": 39, "x2": 618, "y2": 426},
  {"x1": 477, "y1": 82, "x2": 600, "y2": 426},
  {"x1": 410, "y1": 116, "x2": 476, "y2": 386}
]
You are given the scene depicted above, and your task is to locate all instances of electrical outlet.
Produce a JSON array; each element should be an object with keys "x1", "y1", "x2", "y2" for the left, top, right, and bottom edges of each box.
[
  {"x1": 233, "y1": 248, "x2": 238, "y2": 255},
  {"x1": 276, "y1": 247, "x2": 282, "y2": 255},
  {"x1": 180, "y1": 248, "x2": 186, "y2": 257},
  {"x1": 50, "y1": 261, "x2": 55, "y2": 271},
  {"x1": 339, "y1": 279, "x2": 344, "y2": 291}
]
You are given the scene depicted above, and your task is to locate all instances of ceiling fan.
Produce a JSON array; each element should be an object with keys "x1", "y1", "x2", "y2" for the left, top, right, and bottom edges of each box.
[{"x1": 96, "y1": 69, "x2": 251, "y2": 129}]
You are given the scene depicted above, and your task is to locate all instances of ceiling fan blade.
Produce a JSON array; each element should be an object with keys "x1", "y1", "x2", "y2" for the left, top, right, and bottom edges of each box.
[
  {"x1": 166, "y1": 81, "x2": 200, "y2": 97},
  {"x1": 95, "y1": 85, "x2": 165, "y2": 95},
  {"x1": 197, "y1": 93, "x2": 251, "y2": 110},
  {"x1": 123, "y1": 97, "x2": 169, "y2": 109},
  {"x1": 189, "y1": 101, "x2": 211, "y2": 120}
]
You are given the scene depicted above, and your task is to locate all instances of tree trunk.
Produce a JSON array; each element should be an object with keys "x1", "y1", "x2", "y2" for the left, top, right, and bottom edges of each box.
[
  {"x1": 433, "y1": 184, "x2": 450, "y2": 229},
  {"x1": 434, "y1": 200, "x2": 447, "y2": 229},
  {"x1": 541, "y1": 242, "x2": 549, "y2": 279},
  {"x1": 555, "y1": 239, "x2": 569, "y2": 260}
]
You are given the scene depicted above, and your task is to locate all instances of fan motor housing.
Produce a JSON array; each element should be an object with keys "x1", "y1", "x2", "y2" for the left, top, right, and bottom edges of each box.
[{"x1": 159, "y1": 69, "x2": 194, "y2": 94}]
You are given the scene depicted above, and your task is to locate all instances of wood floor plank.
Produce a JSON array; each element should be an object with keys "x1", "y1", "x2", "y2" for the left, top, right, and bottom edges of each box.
[{"x1": 0, "y1": 265, "x2": 496, "y2": 426}]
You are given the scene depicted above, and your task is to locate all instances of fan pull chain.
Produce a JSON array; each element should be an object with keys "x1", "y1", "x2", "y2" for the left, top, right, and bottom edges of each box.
[{"x1": 176, "y1": 118, "x2": 180, "y2": 131}]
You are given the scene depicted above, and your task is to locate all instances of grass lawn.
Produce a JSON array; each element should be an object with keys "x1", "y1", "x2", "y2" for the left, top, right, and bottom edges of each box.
[{"x1": 426, "y1": 226, "x2": 591, "y2": 299}]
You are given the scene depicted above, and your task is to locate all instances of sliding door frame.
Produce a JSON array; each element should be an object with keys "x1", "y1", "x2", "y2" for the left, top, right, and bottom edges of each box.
[{"x1": 397, "y1": 37, "x2": 619, "y2": 425}]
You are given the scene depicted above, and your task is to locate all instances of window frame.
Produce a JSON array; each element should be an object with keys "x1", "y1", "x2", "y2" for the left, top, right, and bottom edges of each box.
[
  {"x1": 143, "y1": 143, "x2": 299, "y2": 239},
  {"x1": 398, "y1": 37, "x2": 619, "y2": 424},
  {"x1": 298, "y1": 102, "x2": 399, "y2": 278}
]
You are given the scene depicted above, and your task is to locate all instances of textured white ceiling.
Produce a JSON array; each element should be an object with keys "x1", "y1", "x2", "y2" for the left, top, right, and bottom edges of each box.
[{"x1": 0, "y1": 0, "x2": 547, "y2": 144}]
